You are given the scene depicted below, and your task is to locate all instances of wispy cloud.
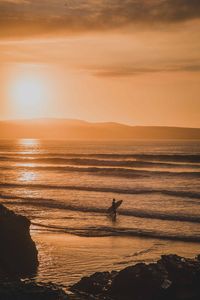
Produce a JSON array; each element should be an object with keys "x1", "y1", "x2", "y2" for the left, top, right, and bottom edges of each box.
[
  {"x1": 92, "y1": 62, "x2": 200, "y2": 77},
  {"x1": 0, "y1": 0, "x2": 200, "y2": 37}
]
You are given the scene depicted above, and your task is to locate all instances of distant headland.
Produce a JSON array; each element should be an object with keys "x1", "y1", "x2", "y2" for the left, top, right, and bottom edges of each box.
[{"x1": 0, "y1": 119, "x2": 199, "y2": 140}]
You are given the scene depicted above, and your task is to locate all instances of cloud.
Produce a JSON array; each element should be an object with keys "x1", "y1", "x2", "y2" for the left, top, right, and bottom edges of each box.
[
  {"x1": 92, "y1": 62, "x2": 200, "y2": 77},
  {"x1": 0, "y1": 0, "x2": 200, "y2": 37}
]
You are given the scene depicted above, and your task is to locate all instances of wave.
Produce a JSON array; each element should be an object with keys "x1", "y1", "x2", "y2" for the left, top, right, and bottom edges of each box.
[
  {"x1": 1, "y1": 153, "x2": 200, "y2": 163},
  {"x1": 31, "y1": 222, "x2": 200, "y2": 243},
  {"x1": 0, "y1": 165, "x2": 199, "y2": 178},
  {"x1": 118, "y1": 246, "x2": 156, "y2": 260},
  {"x1": 1, "y1": 156, "x2": 200, "y2": 170},
  {"x1": 1, "y1": 194, "x2": 200, "y2": 224},
  {"x1": 1, "y1": 182, "x2": 200, "y2": 199}
]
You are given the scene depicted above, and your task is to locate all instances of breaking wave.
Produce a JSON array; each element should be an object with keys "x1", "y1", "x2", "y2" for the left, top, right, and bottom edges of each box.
[
  {"x1": 0, "y1": 165, "x2": 200, "y2": 178},
  {"x1": 0, "y1": 182, "x2": 200, "y2": 199},
  {"x1": 0, "y1": 153, "x2": 200, "y2": 163},
  {"x1": 31, "y1": 222, "x2": 200, "y2": 243},
  {"x1": 1, "y1": 193, "x2": 200, "y2": 224}
]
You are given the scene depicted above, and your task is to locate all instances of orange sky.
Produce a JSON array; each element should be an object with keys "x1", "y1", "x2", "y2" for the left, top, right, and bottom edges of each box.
[{"x1": 0, "y1": 0, "x2": 200, "y2": 127}]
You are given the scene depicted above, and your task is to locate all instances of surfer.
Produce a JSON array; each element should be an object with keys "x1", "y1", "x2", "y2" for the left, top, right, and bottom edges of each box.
[
  {"x1": 107, "y1": 198, "x2": 123, "y2": 221},
  {"x1": 111, "y1": 198, "x2": 117, "y2": 219}
]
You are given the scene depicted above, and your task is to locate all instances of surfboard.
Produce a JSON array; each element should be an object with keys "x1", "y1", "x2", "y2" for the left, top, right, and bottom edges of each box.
[{"x1": 107, "y1": 200, "x2": 123, "y2": 213}]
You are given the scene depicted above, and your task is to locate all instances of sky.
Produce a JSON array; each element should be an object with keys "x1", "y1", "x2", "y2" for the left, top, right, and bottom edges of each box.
[{"x1": 0, "y1": 0, "x2": 200, "y2": 127}]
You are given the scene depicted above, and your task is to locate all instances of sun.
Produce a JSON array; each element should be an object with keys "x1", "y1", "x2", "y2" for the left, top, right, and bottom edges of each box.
[
  {"x1": 13, "y1": 76, "x2": 44, "y2": 104},
  {"x1": 8, "y1": 67, "x2": 51, "y2": 119},
  {"x1": 10, "y1": 74, "x2": 47, "y2": 119}
]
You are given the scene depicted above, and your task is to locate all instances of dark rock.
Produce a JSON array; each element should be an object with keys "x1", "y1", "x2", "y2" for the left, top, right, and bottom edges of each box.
[
  {"x1": 0, "y1": 280, "x2": 68, "y2": 300},
  {"x1": 0, "y1": 203, "x2": 39, "y2": 279},
  {"x1": 159, "y1": 254, "x2": 200, "y2": 300},
  {"x1": 110, "y1": 262, "x2": 168, "y2": 300},
  {"x1": 71, "y1": 271, "x2": 116, "y2": 296},
  {"x1": 160, "y1": 254, "x2": 200, "y2": 285},
  {"x1": 71, "y1": 254, "x2": 200, "y2": 300},
  {"x1": 196, "y1": 254, "x2": 200, "y2": 261}
]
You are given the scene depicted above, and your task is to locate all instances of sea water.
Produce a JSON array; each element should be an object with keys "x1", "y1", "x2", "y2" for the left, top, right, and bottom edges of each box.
[{"x1": 0, "y1": 139, "x2": 199, "y2": 286}]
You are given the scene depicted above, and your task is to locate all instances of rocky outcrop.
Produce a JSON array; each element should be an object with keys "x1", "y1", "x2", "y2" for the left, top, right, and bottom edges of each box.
[
  {"x1": 110, "y1": 261, "x2": 168, "y2": 300},
  {"x1": 0, "y1": 204, "x2": 67, "y2": 299},
  {"x1": 0, "y1": 203, "x2": 39, "y2": 279},
  {"x1": 0, "y1": 280, "x2": 68, "y2": 300},
  {"x1": 72, "y1": 271, "x2": 117, "y2": 296},
  {"x1": 71, "y1": 254, "x2": 200, "y2": 300}
]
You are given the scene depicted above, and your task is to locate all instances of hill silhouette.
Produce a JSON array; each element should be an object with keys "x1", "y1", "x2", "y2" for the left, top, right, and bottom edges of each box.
[{"x1": 0, "y1": 119, "x2": 199, "y2": 139}]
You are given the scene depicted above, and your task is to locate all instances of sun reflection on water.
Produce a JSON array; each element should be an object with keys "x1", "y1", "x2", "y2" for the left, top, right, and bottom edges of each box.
[
  {"x1": 18, "y1": 139, "x2": 40, "y2": 148},
  {"x1": 18, "y1": 171, "x2": 37, "y2": 182},
  {"x1": 16, "y1": 139, "x2": 40, "y2": 182},
  {"x1": 17, "y1": 139, "x2": 40, "y2": 154}
]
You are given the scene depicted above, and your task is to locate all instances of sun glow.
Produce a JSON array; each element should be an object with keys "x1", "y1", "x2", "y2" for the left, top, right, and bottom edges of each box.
[
  {"x1": 8, "y1": 66, "x2": 53, "y2": 119},
  {"x1": 13, "y1": 76, "x2": 44, "y2": 103}
]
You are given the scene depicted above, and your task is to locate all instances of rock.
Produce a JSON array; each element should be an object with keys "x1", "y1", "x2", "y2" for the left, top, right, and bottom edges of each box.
[
  {"x1": 160, "y1": 254, "x2": 200, "y2": 285},
  {"x1": 0, "y1": 203, "x2": 39, "y2": 279},
  {"x1": 71, "y1": 271, "x2": 116, "y2": 296},
  {"x1": 0, "y1": 280, "x2": 68, "y2": 300},
  {"x1": 71, "y1": 254, "x2": 200, "y2": 300},
  {"x1": 196, "y1": 254, "x2": 200, "y2": 261},
  {"x1": 159, "y1": 254, "x2": 200, "y2": 300},
  {"x1": 110, "y1": 262, "x2": 168, "y2": 300}
]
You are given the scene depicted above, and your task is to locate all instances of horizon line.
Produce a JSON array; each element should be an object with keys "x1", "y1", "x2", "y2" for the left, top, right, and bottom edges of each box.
[{"x1": 0, "y1": 117, "x2": 199, "y2": 130}]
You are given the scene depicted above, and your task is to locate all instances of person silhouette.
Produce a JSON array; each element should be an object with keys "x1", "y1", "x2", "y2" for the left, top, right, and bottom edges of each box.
[{"x1": 111, "y1": 198, "x2": 117, "y2": 219}]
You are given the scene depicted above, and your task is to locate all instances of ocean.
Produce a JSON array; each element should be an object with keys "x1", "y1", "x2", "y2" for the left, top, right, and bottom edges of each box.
[{"x1": 0, "y1": 139, "x2": 200, "y2": 286}]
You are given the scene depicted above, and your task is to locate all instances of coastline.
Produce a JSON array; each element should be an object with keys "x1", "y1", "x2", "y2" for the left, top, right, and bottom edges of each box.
[
  {"x1": 1, "y1": 203, "x2": 200, "y2": 300},
  {"x1": 70, "y1": 253, "x2": 200, "y2": 300},
  {"x1": 33, "y1": 231, "x2": 200, "y2": 287}
]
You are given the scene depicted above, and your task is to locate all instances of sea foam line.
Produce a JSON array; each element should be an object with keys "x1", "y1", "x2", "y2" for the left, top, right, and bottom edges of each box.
[
  {"x1": 31, "y1": 222, "x2": 200, "y2": 243},
  {"x1": 1, "y1": 194, "x2": 200, "y2": 224},
  {"x1": 0, "y1": 182, "x2": 200, "y2": 199}
]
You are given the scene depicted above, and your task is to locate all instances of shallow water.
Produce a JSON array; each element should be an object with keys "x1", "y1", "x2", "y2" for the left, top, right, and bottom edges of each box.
[
  {"x1": 34, "y1": 233, "x2": 200, "y2": 286},
  {"x1": 0, "y1": 139, "x2": 199, "y2": 285}
]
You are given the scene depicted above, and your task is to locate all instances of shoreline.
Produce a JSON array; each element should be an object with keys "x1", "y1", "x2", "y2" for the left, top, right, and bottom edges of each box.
[
  {"x1": 1, "y1": 203, "x2": 200, "y2": 300},
  {"x1": 33, "y1": 231, "x2": 200, "y2": 287},
  {"x1": 70, "y1": 253, "x2": 200, "y2": 300}
]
